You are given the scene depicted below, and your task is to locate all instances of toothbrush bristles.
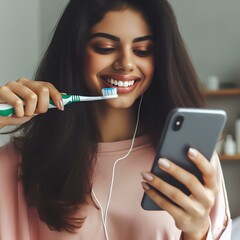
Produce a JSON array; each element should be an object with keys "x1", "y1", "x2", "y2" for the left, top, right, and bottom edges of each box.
[{"x1": 102, "y1": 88, "x2": 118, "y2": 97}]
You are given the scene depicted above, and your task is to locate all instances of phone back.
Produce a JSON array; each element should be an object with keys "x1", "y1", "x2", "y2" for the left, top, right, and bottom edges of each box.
[{"x1": 141, "y1": 108, "x2": 227, "y2": 210}]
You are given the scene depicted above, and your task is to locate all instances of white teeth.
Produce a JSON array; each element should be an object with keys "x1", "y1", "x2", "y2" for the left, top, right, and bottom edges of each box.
[
  {"x1": 118, "y1": 81, "x2": 123, "y2": 87},
  {"x1": 107, "y1": 78, "x2": 136, "y2": 88}
]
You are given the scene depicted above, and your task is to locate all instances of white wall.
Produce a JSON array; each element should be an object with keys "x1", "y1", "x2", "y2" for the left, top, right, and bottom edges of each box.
[
  {"x1": 40, "y1": 0, "x2": 69, "y2": 53},
  {"x1": 170, "y1": 0, "x2": 240, "y2": 86},
  {"x1": 0, "y1": 0, "x2": 41, "y2": 82},
  {"x1": 0, "y1": 0, "x2": 69, "y2": 83}
]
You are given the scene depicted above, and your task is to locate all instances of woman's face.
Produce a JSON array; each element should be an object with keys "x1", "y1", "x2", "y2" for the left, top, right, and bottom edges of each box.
[{"x1": 84, "y1": 7, "x2": 154, "y2": 109}]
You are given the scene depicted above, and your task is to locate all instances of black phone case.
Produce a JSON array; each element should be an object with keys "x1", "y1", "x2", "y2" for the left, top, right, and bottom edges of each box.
[{"x1": 141, "y1": 108, "x2": 227, "y2": 210}]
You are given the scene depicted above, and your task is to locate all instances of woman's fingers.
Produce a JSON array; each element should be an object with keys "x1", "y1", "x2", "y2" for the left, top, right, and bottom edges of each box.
[
  {"x1": 0, "y1": 78, "x2": 63, "y2": 117},
  {"x1": 0, "y1": 78, "x2": 63, "y2": 128},
  {"x1": 16, "y1": 78, "x2": 63, "y2": 112},
  {"x1": 141, "y1": 171, "x2": 208, "y2": 216},
  {"x1": 0, "y1": 81, "x2": 38, "y2": 117},
  {"x1": 157, "y1": 158, "x2": 209, "y2": 204},
  {"x1": 141, "y1": 172, "x2": 194, "y2": 212},
  {"x1": 141, "y1": 149, "x2": 217, "y2": 237},
  {"x1": 141, "y1": 180, "x2": 185, "y2": 217},
  {"x1": 141, "y1": 148, "x2": 217, "y2": 212},
  {"x1": 188, "y1": 148, "x2": 219, "y2": 194}
]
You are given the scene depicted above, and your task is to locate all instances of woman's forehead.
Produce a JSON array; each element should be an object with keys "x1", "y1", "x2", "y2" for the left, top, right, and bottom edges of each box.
[{"x1": 89, "y1": 8, "x2": 152, "y2": 38}]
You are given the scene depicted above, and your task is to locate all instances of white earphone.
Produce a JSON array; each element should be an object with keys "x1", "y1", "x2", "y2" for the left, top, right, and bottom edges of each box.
[{"x1": 91, "y1": 95, "x2": 143, "y2": 240}]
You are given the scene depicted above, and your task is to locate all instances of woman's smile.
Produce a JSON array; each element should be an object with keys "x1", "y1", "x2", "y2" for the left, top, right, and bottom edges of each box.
[{"x1": 99, "y1": 73, "x2": 140, "y2": 93}]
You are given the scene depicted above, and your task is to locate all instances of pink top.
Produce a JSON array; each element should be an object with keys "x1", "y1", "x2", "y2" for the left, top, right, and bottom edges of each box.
[{"x1": 0, "y1": 135, "x2": 231, "y2": 239}]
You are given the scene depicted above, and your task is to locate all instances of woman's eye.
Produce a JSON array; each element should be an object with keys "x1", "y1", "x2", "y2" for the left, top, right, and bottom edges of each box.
[
  {"x1": 93, "y1": 46, "x2": 115, "y2": 54},
  {"x1": 133, "y1": 49, "x2": 153, "y2": 57}
]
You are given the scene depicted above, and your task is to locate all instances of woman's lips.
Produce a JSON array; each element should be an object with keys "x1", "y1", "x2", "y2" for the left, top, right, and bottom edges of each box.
[
  {"x1": 107, "y1": 79, "x2": 136, "y2": 87},
  {"x1": 103, "y1": 80, "x2": 139, "y2": 94},
  {"x1": 100, "y1": 75, "x2": 140, "y2": 94}
]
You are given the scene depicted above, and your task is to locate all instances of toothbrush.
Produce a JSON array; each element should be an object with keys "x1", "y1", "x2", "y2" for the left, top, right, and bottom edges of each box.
[{"x1": 0, "y1": 87, "x2": 118, "y2": 117}]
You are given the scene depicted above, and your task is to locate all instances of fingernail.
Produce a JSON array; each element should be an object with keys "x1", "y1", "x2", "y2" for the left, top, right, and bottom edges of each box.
[
  {"x1": 141, "y1": 172, "x2": 153, "y2": 181},
  {"x1": 158, "y1": 158, "x2": 170, "y2": 168},
  {"x1": 141, "y1": 182, "x2": 150, "y2": 190},
  {"x1": 189, "y1": 148, "x2": 198, "y2": 158},
  {"x1": 58, "y1": 99, "x2": 64, "y2": 111}
]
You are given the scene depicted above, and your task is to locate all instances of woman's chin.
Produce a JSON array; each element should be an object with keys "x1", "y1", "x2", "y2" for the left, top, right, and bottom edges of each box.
[{"x1": 104, "y1": 96, "x2": 137, "y2": 109}]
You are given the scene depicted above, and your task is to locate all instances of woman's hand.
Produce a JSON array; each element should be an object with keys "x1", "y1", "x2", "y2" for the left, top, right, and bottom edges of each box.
[
  {"x1": 0, "y1": 78, "x2": 63, "y2": 128},
  {"x1": 141, "y1": 148, "x2": 219, "y2": 240}
]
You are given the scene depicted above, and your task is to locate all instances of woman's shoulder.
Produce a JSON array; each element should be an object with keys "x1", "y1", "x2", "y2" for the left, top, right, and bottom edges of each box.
[
  {"x1": 0, "y1": 142, "x2": 21, "y2": 174},
  {"x1": 0, "y1": 143, "x2": 29, "y2": 239}
]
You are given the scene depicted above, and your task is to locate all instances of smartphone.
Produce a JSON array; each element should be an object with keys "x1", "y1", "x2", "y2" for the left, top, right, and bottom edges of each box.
[{"x1": 141, "y1": 108, "x2": 227, "y2": 210}]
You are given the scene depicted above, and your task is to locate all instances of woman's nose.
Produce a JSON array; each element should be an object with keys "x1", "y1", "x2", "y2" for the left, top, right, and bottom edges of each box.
[{"x1": 112, "y1": 51, "x2": 135, "y2": 72}]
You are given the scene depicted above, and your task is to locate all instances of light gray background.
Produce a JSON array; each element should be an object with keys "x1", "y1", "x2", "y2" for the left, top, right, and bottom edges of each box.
[
  {"x1": 170, "y1": 0, "x2": 240, "y2": 84},
  {"x1": 0, "y1": 0, "x2": 68, "y2": 82},
  {"x1": 0, "y1": 0, "x2": 240, "y2": 220}
]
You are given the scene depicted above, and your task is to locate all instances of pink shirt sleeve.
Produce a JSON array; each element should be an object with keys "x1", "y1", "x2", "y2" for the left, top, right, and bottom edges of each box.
[
  {"x1": 0, "y1": 144, "x2": 31, "y2": 240},
  {"x1": 208, "y1": 153, "x2": 232, "y2": 239}
]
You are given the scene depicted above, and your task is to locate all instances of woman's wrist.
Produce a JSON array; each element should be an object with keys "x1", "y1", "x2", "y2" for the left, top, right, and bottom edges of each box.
[{"x1": 182, "y1": 225, "x2": 209, "y2": 240}]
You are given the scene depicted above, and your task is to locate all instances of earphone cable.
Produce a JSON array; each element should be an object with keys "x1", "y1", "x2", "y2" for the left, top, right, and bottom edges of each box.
[{"x1": 91, "y1": 95, "x2": 143, "y2": 240}]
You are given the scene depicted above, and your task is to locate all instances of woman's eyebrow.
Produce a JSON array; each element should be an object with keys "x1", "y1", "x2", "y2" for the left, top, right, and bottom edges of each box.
[
  {"x1": 133, "y1": 35, "x2": 153, "y2": 43},
  {"x1": 89, "y1": 32, "x2": 153, "y2": 43},
  {"x1": 89, "y1": 32, "x2": 120, "y2": 42}
]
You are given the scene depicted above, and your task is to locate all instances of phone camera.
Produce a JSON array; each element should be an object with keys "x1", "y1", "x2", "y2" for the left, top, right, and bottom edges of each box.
[{"x1": 173, "y1": 115, "x2": 184, "y2": 131}]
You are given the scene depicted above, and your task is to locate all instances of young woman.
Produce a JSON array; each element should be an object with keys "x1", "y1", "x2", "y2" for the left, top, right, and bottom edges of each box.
[{"x1": 0, "y1": 0, "x2": 231, "y2": 239}]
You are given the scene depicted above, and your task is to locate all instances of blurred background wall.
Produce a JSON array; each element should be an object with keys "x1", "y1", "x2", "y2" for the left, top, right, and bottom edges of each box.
[
  {"x1": 170, "y1": 0, "x2": 240, "y2": 86},
  {"x1": 0, "y1": 0, "x2": 68, "y2": 82},
  {"x1": 0, "y1": 0, "x2": 40, "y2": 81}
]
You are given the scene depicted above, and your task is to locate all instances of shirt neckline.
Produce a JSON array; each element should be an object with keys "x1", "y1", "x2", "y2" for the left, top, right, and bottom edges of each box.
[{"x1": 97, "y1": 135, "x2": 151, "y2": 154}]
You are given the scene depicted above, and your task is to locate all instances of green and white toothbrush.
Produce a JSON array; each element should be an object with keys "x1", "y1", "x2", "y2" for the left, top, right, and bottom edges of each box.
[{"x1": 0, "y1": 88, "x2": 118, "y2": 117}]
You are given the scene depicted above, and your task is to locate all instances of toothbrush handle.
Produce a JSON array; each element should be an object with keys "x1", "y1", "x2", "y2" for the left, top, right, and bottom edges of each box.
[
  {"x1": 0, "y1": 102, "x2": 59, "y2": 116},
  {"x1": 0, "y1": 103, "x2": 15, "y2": 117},
  {"x1": 0, "y1": 95, "x2": 71, "y2": 116},
  {"x1": 0, "y1": 101, "x2": 59, "y2": 116},
  {"x1": 0, "y1": 93, "x2": 116, "y2": 116},
  {"x1": 0, "y1": 103, "x2": 56, "y2": 117}
]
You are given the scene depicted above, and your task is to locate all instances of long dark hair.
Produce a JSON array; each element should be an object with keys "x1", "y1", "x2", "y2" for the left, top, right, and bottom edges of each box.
[{"x1": 12, "y1": 0, "x2": 205, "y2": 233}]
